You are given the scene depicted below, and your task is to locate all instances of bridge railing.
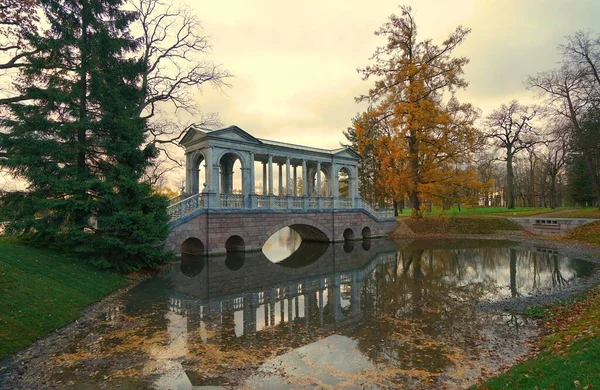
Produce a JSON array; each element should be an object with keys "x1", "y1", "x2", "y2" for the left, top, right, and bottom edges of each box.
[
  {"x1": 167, "y1": 193, "x2": 395, "y2": 221},
  {"x1": 220, "y1": 194, "x2": 244, "y2": 208},
  {"x1": 167, "y1": 193, "x2": 203, "y2": 220},
  {"x1": 168, "y1": 194, "x2": 183, "y2": 206},
  {"x1": 357, "y1": 198, "x2": 395, "y2": 219}
]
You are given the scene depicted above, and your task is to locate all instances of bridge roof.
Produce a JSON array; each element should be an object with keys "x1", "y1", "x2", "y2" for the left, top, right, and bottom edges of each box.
[{"x1": 180, "y1": 125, "x2": 360, "y2": 160}]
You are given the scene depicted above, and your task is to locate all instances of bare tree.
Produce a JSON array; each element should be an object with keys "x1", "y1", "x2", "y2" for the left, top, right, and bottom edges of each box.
[
  {"x1": 485, "y1": 101, "x2": 539, "y2": 209},
  {"x1": 133, "y1": 0, "x2": 231, "y2": 170},
  {"x1": 527, "y1": 31, "x2": 600, "y2": 207},
  {"x1": 541, "y1": 136, "x2": 568, "y2": 209},
  {"x1": 561, "y1": 30, "x2": 600, "y2": 100},
  {"x1": 0, "y1": 0, "x2": 41, "y2": 107}
]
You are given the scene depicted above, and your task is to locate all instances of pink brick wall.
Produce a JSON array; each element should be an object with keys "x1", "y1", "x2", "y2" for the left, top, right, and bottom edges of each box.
[{"x1": 167, "y1": 211, "x2": 397, "y2": 254}]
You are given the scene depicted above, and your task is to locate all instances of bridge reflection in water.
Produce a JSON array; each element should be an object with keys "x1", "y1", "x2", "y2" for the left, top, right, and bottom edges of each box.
[
  {"x1": 153, "y1": 237, "x2": 594, "y2": 354},
  {"x1": 169, "y1": 237, "x2": 395, "y2": 341}
]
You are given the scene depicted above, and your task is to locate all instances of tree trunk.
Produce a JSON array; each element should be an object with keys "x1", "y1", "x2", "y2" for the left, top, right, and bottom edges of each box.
[
  {"x1": 529, "y1": 154, "x2": 535, "y2": 207},
  {"x1": 506, "y1": 149, "x2": 515, "y2": 209},
  {"x1": 76, "y1": 0, "x2": 90, "y2": 226},
  {"x1": 409, "y1": 132, "x2": 421, "y2": 218},
  {"x1": 549, "y1": 174, "x2": 557, "y2": 209}
]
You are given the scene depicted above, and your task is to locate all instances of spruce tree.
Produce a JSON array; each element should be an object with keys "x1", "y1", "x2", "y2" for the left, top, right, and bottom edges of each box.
[{"x1": 0, "y1": 0, "x2": 170, "y2": 271}]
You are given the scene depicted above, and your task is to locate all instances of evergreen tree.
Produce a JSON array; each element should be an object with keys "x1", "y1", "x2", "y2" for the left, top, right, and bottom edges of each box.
[
  {"x1": 567, "y1": 153, "x2": 596, "y2": 206},
  {"x1": 0, "y1": 0, "x2": 170, "y2": 271}
]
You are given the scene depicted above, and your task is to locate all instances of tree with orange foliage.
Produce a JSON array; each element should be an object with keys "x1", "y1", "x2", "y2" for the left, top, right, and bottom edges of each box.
[{"x1": 355, "y1": 6, "x2": 482, "y2": 218}]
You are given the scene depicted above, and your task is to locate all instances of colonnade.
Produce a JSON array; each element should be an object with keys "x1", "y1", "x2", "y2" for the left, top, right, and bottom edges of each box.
[{"x1": 183, "y1": 146, "x2": 359, "y2": 209}]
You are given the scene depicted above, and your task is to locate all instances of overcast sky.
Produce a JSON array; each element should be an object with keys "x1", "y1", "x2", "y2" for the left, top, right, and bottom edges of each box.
[{"x1": 186, "y1": 0, "x2": 600, "y2": 150}]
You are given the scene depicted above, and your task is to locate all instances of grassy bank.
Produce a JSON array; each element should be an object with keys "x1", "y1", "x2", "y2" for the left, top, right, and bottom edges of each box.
[
  {"x1": 477, "y1": 285, "x2": 600, "y2": 389},
  {"x1": 0, "y1": 237, "x2": 128, "y2": 360},
  {"x1": 401, "y1": 215, "x2": 523, "y2": 235},
  {"x1": 561, "y1": 220, "x2": 600, "y2": 247},
  {"x1": 396, "y1": 206, "x2": 571, "y2": 218}
]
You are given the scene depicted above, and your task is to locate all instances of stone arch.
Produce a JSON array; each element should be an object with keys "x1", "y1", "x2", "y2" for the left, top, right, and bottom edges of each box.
[
  {"x1": 188, "y1": 150, "x2": 207, "y2": 195},
  {"x1": 191, "y1": 150, "x2": 207, "y2": 169},
  {"x1": 262, "y1": 217, "x2": 332, "y2": 245},
  {"x1": 181, "y1": 237, "x2": 204, "y2": 255},
  {"x1": 337, "y1": 166, "x2": 353, "y2": 199},
  {"x1": 214, "y1": 148, "x2": 249, "y2": 170},
  {"x1": 217, "y1": 150, "x2": 248, "y2": 196},
  {"x1": 336, "y1": 165, "x2": 356, "y2": 179},
  {"x1": 225, "y1": 235, "x2": 245, "y2": 252},
  {"x1": 309, "y1": 164, "x2": 331, "y2": 197},
  {"x1": 361, "y1": 226, "x2": 372, "y2": 239},
  {"x1": 343, "y1": 228, "x2": 354, "y2": 241}
]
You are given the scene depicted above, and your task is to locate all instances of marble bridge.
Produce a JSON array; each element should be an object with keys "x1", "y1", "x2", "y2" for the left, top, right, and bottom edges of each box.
[{"x1": 166, "y1": 126, "x2": 397, "y2": 255}]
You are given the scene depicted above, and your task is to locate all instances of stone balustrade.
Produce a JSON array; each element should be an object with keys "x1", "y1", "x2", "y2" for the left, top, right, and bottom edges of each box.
[{"x1": 166, "y1": 193, "x2": 395, "y2": 222}]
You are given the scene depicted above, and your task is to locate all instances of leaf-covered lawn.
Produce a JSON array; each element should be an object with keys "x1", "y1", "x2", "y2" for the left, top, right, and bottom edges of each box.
[
  {"x1": 0, "y1": 237, "x2": 127, "y2": 360},
  {"x1": 397, "y1": 206, "x2": 572, "y2": 218},
  {"x1": 477, "y1": 285, "x2": 600, "y2": 389},
  {"x1": 558, "y1": 209, "x2": 600, "y2": 219},
  {"x1": 562, "y1": 221, "x2": 600, "y2": 246}
]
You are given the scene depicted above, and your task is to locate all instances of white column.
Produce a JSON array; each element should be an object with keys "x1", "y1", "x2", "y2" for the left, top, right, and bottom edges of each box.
[
  {"x1": 205, "y1": 147, "x2": 213, "y2": 191},
  {"x1": 316, "y1": 161, "x2": 322, "y2": 197},
  {"x1": 249, "y1": 153, "x2": 255, "y2": 194},
  {"x1": 286, "y1": 158, "x2": 291, "y2": 195},
  {"x1": 301, "y1": 160, "x2": 307, "y2": 196},
  {"x1": 293, "y1": 165, "x2": 297, "y2": 196},
  {"x1": 268, "y1": 155, "x2": 274, "y2": 195},
  {"x1": 185, "y1": 153, "x2": 193, "y2": 194},
  {"x1": 350, "y1": 166, "x2": 358, "y2": 199},
  {"x1": 278, "y1": 163, "x2": 283, "y2": 196},
  {"x1": 332, "y1": 163, "x2": 339, "y2": 198},
  {"x1": 262, "y1": 162, "x2": 267, "y2": 195}
]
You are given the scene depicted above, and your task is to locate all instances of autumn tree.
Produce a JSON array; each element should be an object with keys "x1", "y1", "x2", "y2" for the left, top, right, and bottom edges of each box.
[
  {"x1": 355, "y1": 6, "x2": 481, "y2": 218},
  {"x1": 485, "y1": 101, "x2": 539, "y2": 209},
  {"x1": 344, "y1": 110, "x2": 392, "y2": 209}
]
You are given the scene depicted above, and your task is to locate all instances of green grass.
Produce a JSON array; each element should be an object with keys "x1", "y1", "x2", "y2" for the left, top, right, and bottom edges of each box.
[
  {"x1": 0, "y1": 237, "x2": 128, "y2": 360},
  {"x1": 478, "y1": 286, "x2": 600, "y2": 389},
  {"x1": 402, "y1": 216, "x2": 523, "y2": 235},
  {"x1": 396, "y1": 206, "x2": 572, "y2": 218}
]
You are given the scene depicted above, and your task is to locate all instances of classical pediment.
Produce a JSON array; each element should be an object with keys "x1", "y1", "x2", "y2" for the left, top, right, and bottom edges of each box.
[
  {"x1": 180, "y1": 125, "x2": 263, "y2": 148},
  {"x1": 333, "y1": 147, "x2": 361, "y2": 160},
  {"x1": 209, "y1": 125, "x2": 262, "y2": 144}
]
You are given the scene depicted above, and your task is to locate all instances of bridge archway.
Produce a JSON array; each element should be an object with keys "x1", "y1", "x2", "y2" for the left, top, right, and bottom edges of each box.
[
  {"x1": 225, "y1": 235, "x2": 246, "y2": 252},
  {"x1": 338, "y1": 166, "x2": 356, "y2": 199},
  {"x1": 187, "y1": 151, "x2": 207, "y2": 195},
  {"x1": 362, "y1": 226, "x2": 372, "y2": 239},
  {"x1": 343, "y1": 228, "x2": 354, "y2": 241},
  {"x1": 219, "y1": 152, "x2": 245, "y2": 195},
  {"x1": 181, "y1": 237, "x2": 204, "y2": 255},
  {"x1": 262, "y1": 217, "x2": 332, "y2": 245}
]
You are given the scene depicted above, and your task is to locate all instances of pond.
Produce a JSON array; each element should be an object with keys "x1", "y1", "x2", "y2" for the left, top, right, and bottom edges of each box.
[{"x1": 47, "y1": 229, "x2": 595, "y2": 389}]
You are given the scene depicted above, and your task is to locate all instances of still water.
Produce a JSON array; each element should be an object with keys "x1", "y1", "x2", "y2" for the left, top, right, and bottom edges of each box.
[{"x1": 49, "y1": 229, "x2": 595, "y2": 389}]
